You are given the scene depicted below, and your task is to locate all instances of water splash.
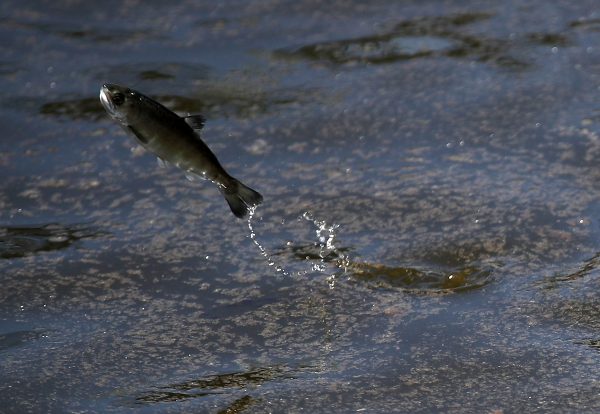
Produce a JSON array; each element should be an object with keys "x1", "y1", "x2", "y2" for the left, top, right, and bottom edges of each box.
[
  {"x1": 245, "y1": 208, "x2": 350, "y2": 285},
  {"x1": 301, "y1": 211, "x2": 350, "y2": 288},
  {"x1": 247, "y1": 206, "x2": 289, "y2": 276}
]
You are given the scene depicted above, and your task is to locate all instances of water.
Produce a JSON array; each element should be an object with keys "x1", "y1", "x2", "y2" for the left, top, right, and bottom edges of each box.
[{"x1": 2, "y1": 1, "x2": 600, "y2": 412}]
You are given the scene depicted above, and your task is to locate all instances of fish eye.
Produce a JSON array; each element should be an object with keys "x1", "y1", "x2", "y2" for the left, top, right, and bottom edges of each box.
[{"x1": 112, "y1": 92, "x2": 125, "y2": 106}]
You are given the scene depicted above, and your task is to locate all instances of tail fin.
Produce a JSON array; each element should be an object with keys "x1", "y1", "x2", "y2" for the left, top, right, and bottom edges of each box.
[{"x1": 220, "y1": 178, "x2": 263, "y2": 219}]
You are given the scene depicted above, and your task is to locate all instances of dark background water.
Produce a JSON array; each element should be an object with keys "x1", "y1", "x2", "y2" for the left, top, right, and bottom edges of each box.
[{"x1": 2, "y1": 1, "x2": 600, "y2": 412}]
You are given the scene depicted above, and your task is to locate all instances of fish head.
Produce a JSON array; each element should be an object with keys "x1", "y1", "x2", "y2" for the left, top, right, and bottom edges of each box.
[{"x1": 99, "y1": 83, "x2": 141, "y2": 123}]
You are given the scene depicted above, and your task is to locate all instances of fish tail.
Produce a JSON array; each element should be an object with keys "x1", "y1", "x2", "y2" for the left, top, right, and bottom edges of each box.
[{"x1": 220, "y1": 177, "x2": 263, "y2": 219}]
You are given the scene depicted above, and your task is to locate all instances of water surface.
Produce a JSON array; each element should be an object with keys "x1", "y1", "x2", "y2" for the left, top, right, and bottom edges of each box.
[{"x1": 1, "y1": 1, "x2": 600, "y2": 412}]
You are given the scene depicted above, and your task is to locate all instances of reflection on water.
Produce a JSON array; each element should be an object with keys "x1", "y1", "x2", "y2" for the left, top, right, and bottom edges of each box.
[{"x1": 0, "y1": 223, "x2": 101, "y2": 259}]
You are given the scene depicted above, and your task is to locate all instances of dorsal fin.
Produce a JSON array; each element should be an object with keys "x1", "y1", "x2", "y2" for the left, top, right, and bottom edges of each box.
[{"x1": 183, "y1": 115, "x2": 206, "y2": 130}]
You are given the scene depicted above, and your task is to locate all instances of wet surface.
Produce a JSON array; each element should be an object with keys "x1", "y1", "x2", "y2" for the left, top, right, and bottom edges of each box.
[{"x1": 1, "y1": 0, "x2": 600, "y2": 413}]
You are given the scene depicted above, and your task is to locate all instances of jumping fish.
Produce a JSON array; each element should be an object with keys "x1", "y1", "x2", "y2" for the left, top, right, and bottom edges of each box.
[{"x1": 99, "y1": 83, "x2": 263, "y2": 218}]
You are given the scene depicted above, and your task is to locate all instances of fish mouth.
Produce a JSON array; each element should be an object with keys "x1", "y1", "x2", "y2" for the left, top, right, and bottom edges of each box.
[
  {"x1": 99, "y1": 84, "x2": 117, "y2": 116},
  {"x1": 101, "y1": 83, "x2": 132, "y2": 121}
]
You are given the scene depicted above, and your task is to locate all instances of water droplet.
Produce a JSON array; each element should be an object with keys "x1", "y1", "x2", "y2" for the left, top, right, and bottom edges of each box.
[
  {"x1": 326, "y1": 275, "x2": 336, "y2": 289},
  {"x1": 247, "y1": 206, "x2": 289, "y2": 276}
]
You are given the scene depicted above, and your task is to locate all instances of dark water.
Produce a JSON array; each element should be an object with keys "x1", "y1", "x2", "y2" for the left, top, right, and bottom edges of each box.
[{"x1": 2, "y1": 1, "x2": 600, "y2": 412}]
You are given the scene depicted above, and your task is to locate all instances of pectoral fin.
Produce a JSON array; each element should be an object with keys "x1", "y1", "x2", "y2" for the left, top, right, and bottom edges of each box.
[
  {"x1": 156, "y1": 157, "x2": 170, "y2": 168},
  {"x1": 184, "y1": 170, "x2": 207, "y2": 182},
  {"x1": 183, "y1": 115, "x2": 206, "y2": 130}
]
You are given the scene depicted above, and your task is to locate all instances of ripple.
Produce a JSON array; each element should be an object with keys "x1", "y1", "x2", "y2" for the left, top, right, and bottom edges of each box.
[
  {"x1": 274, "y1": 239, "x2": 493, "y2": 293},
  {"x1": 275, "y1": 12, "x2": 531, "y2": 70},
  {"x1": 570, "y1": 18, "x2": 600, "y2": 32},
  {"x1": 135, "y1": 365, "x2": 310, "y2": 404},
  {"x1": 349, "y1": 261, "x2": 493, "y2": 293},
  {"x1": 39, "y1": 97, "x2": 103, "y2": 121},
  {"x1": 526, "y1": 32, "x2": 571, "y2": 47},
  {"x1": 536, "y1": 250, "x2": 600, "y2": 290},
  {"x1": 2, "y1": 15, "x2": 161, "y2": 44},
  {"x1": 91, "y1": 62, "x2": 211, "y2": 86},
  {"x1": 286, "y1": 35, "x2": 457, "y2": 65},
  {"x1": 0, "y1": 223, "x2": 102, "y2": 259},
  {"x1": 575, "y1": 338, "x2": 600, "y2": 352},
  {"x1": 0, "y1": 329, "x2": 48, "y2": 352}
]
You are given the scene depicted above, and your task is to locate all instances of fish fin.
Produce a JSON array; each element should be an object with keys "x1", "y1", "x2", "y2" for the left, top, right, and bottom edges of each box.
[
  {"x1": 184, "y1": 170, "x2": 207, "y2": 182},
  {"x1": 156, "y1": 157, "x2": 169, "y2": 168},
  {"x1": 127, "y1": 125, "x2": 148, "y2": 144},
  {"x1": 185, "y1": 171, "x2": 198, "y2": 181},
  {"x1": 220, "y1": 178, "x2": 263, "y2": 219},
  {"x1": 183, "y1": 115, "x2": 206, "y2": 130}
]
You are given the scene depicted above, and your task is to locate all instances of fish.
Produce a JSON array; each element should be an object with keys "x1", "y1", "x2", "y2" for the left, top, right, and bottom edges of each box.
[{"x1": 99, "y1": 83, "x2": 263, "y2": 218}]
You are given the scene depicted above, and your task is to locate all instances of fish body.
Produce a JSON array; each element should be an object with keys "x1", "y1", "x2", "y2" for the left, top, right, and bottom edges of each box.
[{"x1": 99, "y1": 83, "x2": 262, "y2": 218}]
